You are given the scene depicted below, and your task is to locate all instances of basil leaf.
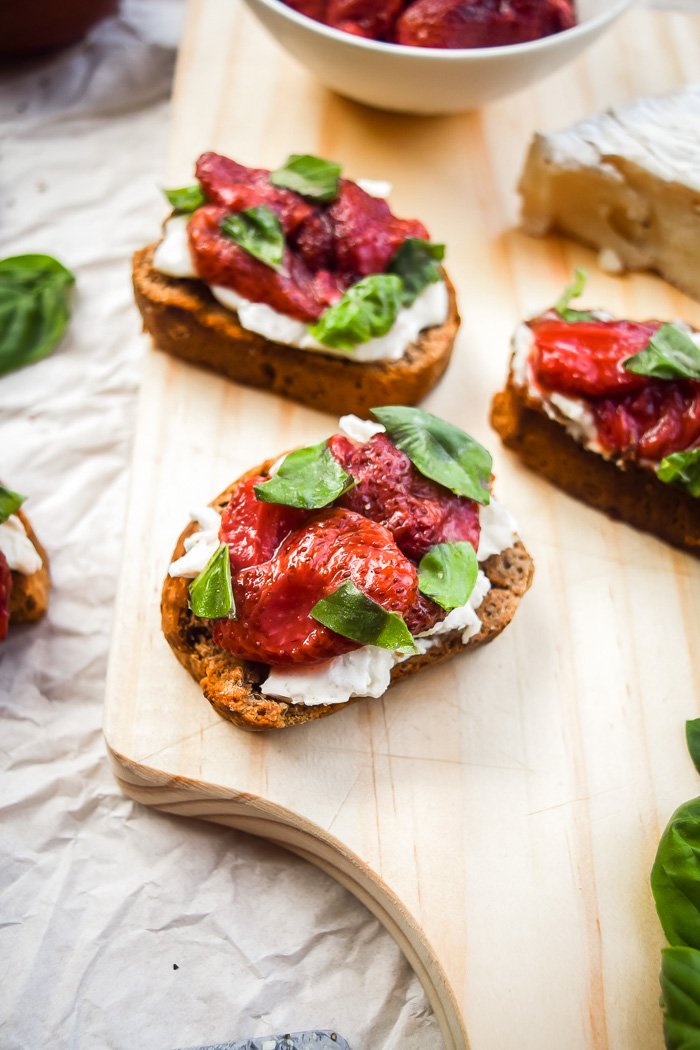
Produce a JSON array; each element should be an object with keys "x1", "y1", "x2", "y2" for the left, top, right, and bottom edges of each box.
[
  {"x1": 658, "y1": 450, "x2": 700, "y2": 499},
  {"x1": 309, "y1": 275, "x2": 402, "y2": 350},
  {"x1": 388, "y1": 238, "x2": 445, "y2": 306},
  {"x1": 311, "y1": 580, "x2": 417, "y2": 655},
  {"x1": 0, "y1": 486, "x2": 25, "y2": 525},
  {"x1": 554, "y1": 267, "x2": 596, "y2": 323},
  {"x1": 254, "y1": 441, "x2": 354, "y2": 509},
  {"x1": 0, "y1": 254, "x2": 75, "y2": 376},
  {"x1": 417, "y1": 541, "x2": 478, "y2": 612},
  {"x1": 688, "y1": 721, "x2": 700, "y2": 776},
  {"x1": 188, "y1": 543, "x2": 235, "y2": 620},
  {"x1": 270, "y1": 153, "x2": 341, "y2": 202},
  {"x1": 660, "y1": 947, "x2": 700, "y2": 1048},
  {"x1": 371, "y1": 405, "x2": 492, "y2": 506},
  {"x1": 652, "y1": 797, "x2": 700, "y2": 950},
  {"x1": 624, "y1": 324, "x2": 700, "y2": 382},
  {"x1": 163, "y1": 183, "x2": 206, "y2": 214},
  {"x1": 220, "y1": 206, "x2": 286, "y2": 272}
]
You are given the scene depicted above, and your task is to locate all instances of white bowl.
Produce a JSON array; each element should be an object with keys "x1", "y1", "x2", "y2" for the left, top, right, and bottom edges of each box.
[{"x1": 241, "y1": 0, "x2": 632, "y2": 114}]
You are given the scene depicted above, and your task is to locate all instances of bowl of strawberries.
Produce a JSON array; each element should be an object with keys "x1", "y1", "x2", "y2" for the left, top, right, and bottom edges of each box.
[{"x1": 241, "y1": 0, "x2": 631, "y2": 114}]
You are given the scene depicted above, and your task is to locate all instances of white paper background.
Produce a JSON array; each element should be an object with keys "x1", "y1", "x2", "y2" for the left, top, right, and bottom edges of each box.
[{"x1": 0, "y1": 5, "x2": 439, "y2": 1048}]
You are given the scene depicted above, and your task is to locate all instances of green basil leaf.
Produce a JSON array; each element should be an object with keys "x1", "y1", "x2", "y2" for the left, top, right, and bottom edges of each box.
[
  {"x1": 163, "y1": 183, "x2": 206, "y2": 214},
  {"x1": 270, "y1": 153, "x2": 341, "y2": 202},
  {"x1": 652, "y1": 797, "x2": 700, "y2": 950},
  {"x1": 220, "y1": 206, "x2": 286, "y2": 272},
  {"x1": 0, "y1": 486, "x2": 25, "y2": 525},
  {"x1": 309, "y1": 274, "x2": 402, "y2": 350},
  {"x1": 0, "y1": 254, "x2": 75, "y2": 376},
  {"x1": 688, "y1": 721, "x2": 700, "y2": 777},
  {"x1": 417, "y1": 542, "x2": 478, "y2": 612},
  {"x1": 624, "y1": 324, "x2": 700, "y2": 381},
  {"x1": 554, "y1": 267, "x2": 596, "y2": 323},
  {"x1": 658, "y1": 450, "x2": 700, "y2": 499},
  {"x1": 371, "y1": 405, "x2": 492, "y2": 506},
  {"x1": 311, "y1": 580, "x2": 417, "y2": 655},
  {"x1": 254, "y1": 441, "x2": 354, "y2": 509},
  {"x1": 188, "y1": 543, "x2": 235, "y2": 620},
  {"x1": 388, "y1": 238, "x2": 445, "y2": 306},
  {"x1": 661, "y1": 947, "x2": 700, "y2": 1048}
]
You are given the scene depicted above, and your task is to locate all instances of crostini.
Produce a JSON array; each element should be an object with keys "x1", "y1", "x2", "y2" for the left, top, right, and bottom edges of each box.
[
  {"x1": 0, "y1": 487, "x2": 49, "y2": 640},
  {"x1": 162, "y1": 407, "x2": 533, "y2": 731},
  {"x1": 134, "y1": 152, "x2": 459, "y2": 416},
  {"x1": 491, "y1": 272, "x2": 700, "y2": 554}
]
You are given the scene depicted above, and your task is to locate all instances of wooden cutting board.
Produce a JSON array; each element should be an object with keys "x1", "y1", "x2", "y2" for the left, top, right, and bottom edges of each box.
[{"x1": 104, "y1": 4, "x2": 700, "y2": 1047}]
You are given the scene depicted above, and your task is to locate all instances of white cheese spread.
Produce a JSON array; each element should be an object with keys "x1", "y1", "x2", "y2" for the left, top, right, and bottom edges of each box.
[
  {"x1": 0, "y1": 516, "x2": 42, "y2": 575},
  {"x1": 154, "y1": 216, "x2": 448, "y2": 363},
  {"x1": 169, "y1": 506, "x2": 221, "y2": 578},
  {"x1": 356, "y1": 178, "x2": 392, "y2": 198},
  {"x1": 338, "y1": 414, "x2": 386, "y2": 443}
]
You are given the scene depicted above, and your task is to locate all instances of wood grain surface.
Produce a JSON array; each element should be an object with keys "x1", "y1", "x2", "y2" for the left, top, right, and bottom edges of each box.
[{"x1": 104, "y1": 3, "x2": 700, "y2": 1047}]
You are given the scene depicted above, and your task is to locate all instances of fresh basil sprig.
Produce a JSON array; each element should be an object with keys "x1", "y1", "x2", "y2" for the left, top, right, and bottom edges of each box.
[
  {"x1": 270, "y1": 154, "x2": 341, "y2": 203},
  {"x1": 371, "y1": 405, "x2": 491, "y2": 506},
  {"x1": 388, "y1": 238, "x2": 445, "y2": 306},
  {"x1": 624, "y1": 324, "x2": 700, "y2": 382},
  {"x1": 188, "y1": 543, "x2": 235, "y2": 620},
  {"x1": 657, "y1": 449, "x2": 700, "y2": 498},
  {"x1": 311, "y1": 580, "x2": 417, "y2": 655},
  {"x1": 220, "y1": 206, "x2": 286, "y2": 272},
  {"x1": 688, "y1": 720, "x2": 700, "y2": 776},
  {"x1": 309, "y1": 275, "x2": 402, "y2": 350},
  {"x1": 254, "y1": 442, "x2": 354, "y2": 509},
  {"x1": 0, "y1": 254, "x2": 75, "y2": 376},
  {"x1": 163, "y1": 183, "x2": 206, "y2": 214},
  {"x1": 652, "y1": 796, "x2": 700, "y2": 950},
  {"x1": 660, "y1": 946, "x2": 700, "y2": 1049},
  {"x1": 554, "y1": 268, "x2": 596, "y2": 323},
  {"x1": 0, "y1": 486, "x2": 25, "y2": 525},
  {"x1": 418, "y1": 542, "x2": 478, "y2": 611}
]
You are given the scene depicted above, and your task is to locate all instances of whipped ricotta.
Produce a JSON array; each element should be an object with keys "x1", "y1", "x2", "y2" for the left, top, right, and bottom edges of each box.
[
  {"x1": 0, "y1": 516, "x2": 42, "y2": 575},
  {"x1": 153, "y1": 216, "x2": 448, "y2": 363}
]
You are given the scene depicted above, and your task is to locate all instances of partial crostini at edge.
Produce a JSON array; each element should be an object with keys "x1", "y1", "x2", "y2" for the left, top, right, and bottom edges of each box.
[
  {"x1": 0, "y1": 486, "x2": 50, "y2": 640},
  {"x1": 162, "y1": 407, "x2": 534, "y2": 732},
  {"x1": 491, "y1": 271, "x2": 700, "y2": 554},
  {"x1": 133, "y1": 151, "x2": 460, "y2": 416}
]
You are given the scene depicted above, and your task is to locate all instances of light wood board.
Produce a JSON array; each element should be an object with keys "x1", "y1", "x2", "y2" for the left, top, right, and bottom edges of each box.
[{"x1": 105, "y1": 4, "x2": 700, "y2": 1047}]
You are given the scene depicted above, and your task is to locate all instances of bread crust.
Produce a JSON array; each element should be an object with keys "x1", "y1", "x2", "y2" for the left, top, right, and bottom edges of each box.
[
  {"x1": 8, "y1": 509, "x2": 50, "y2": 625},
  {"x1": 491, "y1": 377, "x2": 700, "y2": 555},
  {"x1": 133, "y1": 244, "x2": 460, "y2": 417},
  {"x1": 161, "y1": 461, "x2": 534, "y2": 732}
]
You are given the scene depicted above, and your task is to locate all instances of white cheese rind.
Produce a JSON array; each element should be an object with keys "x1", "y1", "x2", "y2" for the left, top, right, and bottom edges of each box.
[{"x1": 0, "y1": 516, "x2": 42, "y2": 575}]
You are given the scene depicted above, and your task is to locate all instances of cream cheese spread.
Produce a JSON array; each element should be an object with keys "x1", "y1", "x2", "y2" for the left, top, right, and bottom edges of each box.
[
  {"x1": 0, "y1": 516, "x2": 42, "y2": 575},
  {"x1": 153, "y1": 216, "x2": 448, "y2": 364}
]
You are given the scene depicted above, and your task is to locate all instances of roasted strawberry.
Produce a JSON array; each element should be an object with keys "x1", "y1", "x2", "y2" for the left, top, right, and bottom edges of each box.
[
  {"x1": 196, "y1": 152, "x2": 314, "y2": 235},
  {"x1": 326, "y1": 0, "x2": 405, "y2": 40},
  {"x1": 328, "y1": 432, "x2": 481, "y2": 560},
  {"x1": 396, "y1": 0, "x2": 575, "y2": 49},
  {"x1": 284, "y1": 0, "x2": 328, "y2": 19},
  {"x1": 219, "y1": 476, "x2": 309, "y2": 573},
  {"x1": 593, "y1": 383, "x2": 700, "y2": 461},
  {"x1": 0, "y1": 551, "x2": 12, "y2": 642},
  {"x1": 212, "y1": 508, "x2": 419, "y2": 665}
]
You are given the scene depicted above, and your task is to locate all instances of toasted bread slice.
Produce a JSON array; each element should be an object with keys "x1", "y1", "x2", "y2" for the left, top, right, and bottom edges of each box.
[
  {"x1": 491, "y1": 378, "x2": 700, "y2": 555},
  {"x1": 9, "y1": 509, "x2": 50, "y2": 624},
  {"x1": 161, "y1": 462, "x2": 534, "y2": 732},
  {"x1": 133, "y1": 244, "x2": 460, "y2": 417}
]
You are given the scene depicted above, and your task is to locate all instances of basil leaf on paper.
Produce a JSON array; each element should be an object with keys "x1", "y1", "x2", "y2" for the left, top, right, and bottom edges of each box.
[
  {"x1": 624, "y1": 324, "x2": 700, "y2": 381},
  {"x1": 254, "y1": 441, "x2": 354, "y2": 509},
  {"x1": 554, "y1": 267, "x2": 597, "y2": 323},
  {"x1": 270, "y1": 153, "x2": 341, "y2": 202},
  {"x1": 163, "y1": 183, "x2": 206, "y2": 214},
  {"x1": 309, "y1": 274, "x2": 403, "y2": 350},
  {"x1": 0, "y1": 486, "x2": 25, "y2": 525},
  {"x1": 188, "y1": 543, "x2": 234, "y2": 620},
  {"x1": 0, "y1": 254, "x2": 75, "y2": 376},
  {"x1": 657, "y1": 449, "x2": 700, "y2": 498},
  {"x1": 371, "y1": 405, "x2": 492, "y2": 505},
  {"x1": 388, "y1": 238, "x2": 445, "y2": 306},
  {"x1": 418, "y1": 542, "x2": 478, "y2": 612},
  {"x1": 220, "y1": 206, "x2": 286, "y2": 272},
  {"x1": 660, "y1": 947, "x2": 700, "y2": 1049},
  {"x1": 651, "y1": 796, "x2": 700, "y2": 950},
  {"x1": 688, "y1": 721, "x2": 700, "y2": 776},
  {"x1": 311, "y1": 580, "x2": 417, "y2": 655}
]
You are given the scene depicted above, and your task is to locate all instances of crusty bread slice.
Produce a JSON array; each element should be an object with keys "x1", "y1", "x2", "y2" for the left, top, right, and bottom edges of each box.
[
  {"x1": 491, "y1": 378, "x2": 700, "y2": 555},
  {"x1": 9, "y1": 509, "x2": 50, "y2": 625},
  {"x1": 133, "y1": 244, "x2": 460, "y2": 417},
  {"x1": 161, "y1": 461, "x2": 534, "y2": 732}
]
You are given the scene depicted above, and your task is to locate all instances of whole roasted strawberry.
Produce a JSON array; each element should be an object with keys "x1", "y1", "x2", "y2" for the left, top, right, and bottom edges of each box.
[{"x1": 396, "y1": 0, "x2": 576, "y2": 48}]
